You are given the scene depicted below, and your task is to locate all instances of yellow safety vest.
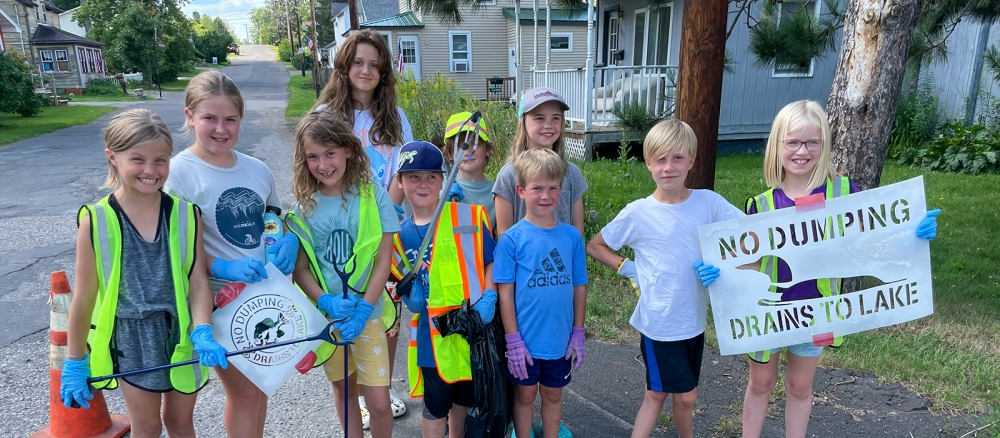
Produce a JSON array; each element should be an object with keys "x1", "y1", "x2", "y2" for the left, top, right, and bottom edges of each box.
[
  {"x1": 79, "y1": 194, "x2": 208, "y2": 393},
  {"x1": 285, "y1": 182, "x2": 396, "y2": 367},
  {"x1": 744, "y1": 176, "x2": 851, "y2": 363},
  {"x1": 391, "y1": 202, "x2": 490, "y2": 397}
]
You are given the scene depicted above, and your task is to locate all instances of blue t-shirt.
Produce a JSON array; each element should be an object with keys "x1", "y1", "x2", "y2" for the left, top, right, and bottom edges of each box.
[
  {"x1": 493, "y1": 220, "x2": 587, "y2": 359},
  {"x1": 293, "y1": 184, "x2": 401, "y2": 318},
  {"x1": 398, "y1": 215, "x2": 495, "y2": 368}
]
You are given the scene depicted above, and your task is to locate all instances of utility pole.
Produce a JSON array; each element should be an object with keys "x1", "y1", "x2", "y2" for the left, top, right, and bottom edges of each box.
[
  {"x1": 310, "y1": 0, "x2": 320, "y2": 98},
  {"x1": 284, "y1": 0, "x2": 293, "y2": 46},
  {"x1": 154, "y1": 26, "x2": 162, "y2": 99},
  {"x1": 294, "y1": 0, "x2": 304, "y2": 76},
  {"x1": 347, "y1": 0, "x2": 359, "y2": 31},
  {"x1": 677, "y1": 0, "x2": 726, "y2": 190},
  {"x1": 245, "y1": 23, "x2": 250, "y2": 44}
]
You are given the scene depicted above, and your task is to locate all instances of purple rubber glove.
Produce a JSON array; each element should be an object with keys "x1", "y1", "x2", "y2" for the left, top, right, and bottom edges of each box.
[
  {"x1": 916, "y1": 209, "x2": 940, "y2": 240},
  {"x1": 267, "y1": 233, "x2": 299, "y2": 275},
  {"x1": 190, "y1": 324, "x2": 229, "y2": 369},
  {"x1": 565, "y1": 326, "x2": 586, "y2": 370},
  {"x1": 505, "y1": 332, "x2": 533, "y2": 380}
]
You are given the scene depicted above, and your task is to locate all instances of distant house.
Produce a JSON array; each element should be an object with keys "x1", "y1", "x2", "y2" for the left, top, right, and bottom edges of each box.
[
  {"x1": 0, "y1": 0, "x2": 62, "y2": 55},
  {"x1": 322, "y1": 2, "x2": 349, "y2": 67},
  {"x1": 528, "y1": 0, "x2": 839, "y2": 157},
  {"x1": 361, "y1": 0, "x2": 589, "y2": 102},
  {"x1": 30, "y1": 24, "x2": 106, "y2": 94},
  {"x1": 924, "y1": 19, "x2": 1000, "y2": 125},
  {"x1": 57, "y1": 5, "x2": 85, "y2": 37}
]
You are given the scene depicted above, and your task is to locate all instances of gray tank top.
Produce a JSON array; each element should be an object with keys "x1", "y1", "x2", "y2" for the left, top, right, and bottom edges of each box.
[{"x1": 111, "y1": 193, "x2": 177, "y2": 319}]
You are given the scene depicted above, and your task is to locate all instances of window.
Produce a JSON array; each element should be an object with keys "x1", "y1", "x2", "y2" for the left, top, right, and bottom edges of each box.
[
  {"x1": 78, "y1": 48, "x2": 88, "y2": 73},
  {"x1": 773, "y1": 0, "x2": 818, "y2": 77},
  {"x1": 476, "y1": 0, "x2": 496, "y2": 4},
  {"x1": 449, "y1": 31, "x2": 471, "y2": 72},
  {"x1": 55, "y1": 50, "x2": 68, "y2": 71},
  {"x1": 400, "y1": 40, "x2": 416, "y2": 64},
  {"x1": 35, "y1": 6, "x2": 39, "y2": 20},
  {"x1": 607, "y1": 14, "x2": 620, "y2": 64},
  {"x1": 39, "y1": 50, "x2": 53, "y2": 72},
  {"x1": 550, "y1": 33, "x2": 572, "y2": 52}
]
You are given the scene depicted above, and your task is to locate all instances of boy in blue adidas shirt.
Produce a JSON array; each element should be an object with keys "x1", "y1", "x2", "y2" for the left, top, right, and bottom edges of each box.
[
  {"x1": 494, "y1": 147, "x2": 588, "y2": 438},
  {"x1": 391, "y1": 140, "x2": 498, "y2": 438}
]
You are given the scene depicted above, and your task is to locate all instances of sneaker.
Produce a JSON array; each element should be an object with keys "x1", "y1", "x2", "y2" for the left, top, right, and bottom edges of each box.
[
  {"x1": 539, "y1": 421, "x2": 572, "y2": 438},
  {"x1": 359, "y1": 396, "x2": 370, "y2": 430},
  {"x1": 511, "y1": 425, "x2": 535, "y2": 438},
  {"x1": 389, "y1": 388, "x2": 407, "y2": 417}
]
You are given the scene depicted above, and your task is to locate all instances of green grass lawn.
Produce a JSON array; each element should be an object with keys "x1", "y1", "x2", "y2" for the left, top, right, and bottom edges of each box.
[
  {"x1": 286, "y1": 73, "x2": 319, "y2": 118},
  {"x1": 580, "y1": 154, "x2": 1000, "y2": 415},
  {"x1": 0, "y1": 105, "x2": 116, "y2": 145},
  {"x1": 67, "y1": 93, "x2": 139, "y2": 103},
  {"x1": 158, "y1": 79, "x2": 190, "y2": 92}
]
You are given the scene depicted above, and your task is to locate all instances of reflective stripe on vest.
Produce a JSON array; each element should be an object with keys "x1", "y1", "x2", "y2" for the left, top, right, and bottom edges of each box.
[
  {"x1": 406, "y1": 202, "x2": 489, "y2": 397},
  {"x1": 80, "y1": 195, "x2": 207, "y2": 392},
  {"x1": 746, "y1": 176, "x2": 850, "y2": 364},
  {"x1": 286, "y1": 183, "x2": 391, "y2": 366}
]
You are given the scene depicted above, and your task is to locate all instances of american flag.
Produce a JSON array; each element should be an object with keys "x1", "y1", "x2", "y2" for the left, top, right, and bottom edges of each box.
[
  {"x1": 397, "y1": 40, "x2": 404, "y2": 73},
  {"x1": 306, "y1": 36, "x2": 314, "y2": 51}
]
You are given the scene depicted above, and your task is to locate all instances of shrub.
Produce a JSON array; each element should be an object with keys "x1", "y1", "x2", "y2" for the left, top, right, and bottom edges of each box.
[
  {"x1": 292, "y1": 51, "x2": 313, "y2": 71},
  {"x1": 277, "y1": 39, "x2": 292, "y2": 63},
  {"x1": 396, "y1": 72, "x2": 477, "y2": 144},
  {"x1": 898, "y1": 121, "x2": 1000, "y2": 174},
  {"x1": 888, "y1": 73, "x2": 941, "y2": 159},
  {"x1": 0, "y1": 51, "x2": 43, "y2": 117},
  {"x1": 85, "y1": 78, "x2": 123, "y2": 96}
]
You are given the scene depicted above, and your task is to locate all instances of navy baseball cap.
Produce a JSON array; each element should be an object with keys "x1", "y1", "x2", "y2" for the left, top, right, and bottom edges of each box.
[{"x1": 397, "y1": 140, "x2": 446, "y2": 173}]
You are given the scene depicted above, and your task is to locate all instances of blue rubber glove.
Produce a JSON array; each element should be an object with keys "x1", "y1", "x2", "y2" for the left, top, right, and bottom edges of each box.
[
  {"x1": 401, "y1": 273, "x2": 428, "y2": 313},
  {"x1": 393, "y1": 203, "x2": 406, "y2": 221},
  {"x1": 211, "y1": 257, "x2": 268, "y2": 283},
  {"x1": 268, "y1": 233, "x2": 299, "y2": 275},
  {"x1": 335, "y1": 298, "x2": 375, "y2": 342},
  {"x1": 60, "y1": 354, "x2": 93, "y2": 409},
  {"x1": 692, "y1": 260, "x2": 720, "y2": 288},
  {"x1": 448, "y1": 183, "x2": 465, "y2": 202},
  {"x1": 474, "y1": 288, "x2": 498, "y2": 324},
  {"x1": 916, "y1": 209, "x2": 940, "y2": 240},
  {"x1": 317, "y1": 293, "x2": 359, "y2": 320},
  {"x1": 190, "y1": 324, "x2": 229, "y2": 369},
  {"x1": 617, "y1": 259, "x2": 640, "y2": 294}
]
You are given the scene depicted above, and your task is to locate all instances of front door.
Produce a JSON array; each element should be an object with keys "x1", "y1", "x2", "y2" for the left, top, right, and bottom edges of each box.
[{"x1": 399, "y1": 35, "x2": 420, "y2": 80}]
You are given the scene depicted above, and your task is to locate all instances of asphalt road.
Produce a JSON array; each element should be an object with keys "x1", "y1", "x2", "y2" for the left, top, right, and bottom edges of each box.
[{"x1": 0, "y1": 45, "x2": 987, "y2": 438}]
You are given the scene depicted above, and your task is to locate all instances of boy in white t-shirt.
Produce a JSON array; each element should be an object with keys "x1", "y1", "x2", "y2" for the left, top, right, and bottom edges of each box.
[{"x1": 586, "y1": 119, "x2": 742, "y2": 438}]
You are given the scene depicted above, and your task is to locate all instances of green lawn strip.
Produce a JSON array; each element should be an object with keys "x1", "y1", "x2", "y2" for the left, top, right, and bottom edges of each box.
[
  {"x1": 286, "y1": 73, "x2": 318, "y2": 118},
  {"x1": 0, "y1": 105, "x2": 116, "y2": 145},
  {"x1": 580, "y1": 154, "x2": 999, "y2": 414},
  {"x1": 159, "y1": 79, "x2": 191, "y2": 92},
  {"x1": 68, "y1": 94, "x2": 138, "y2": 103}
]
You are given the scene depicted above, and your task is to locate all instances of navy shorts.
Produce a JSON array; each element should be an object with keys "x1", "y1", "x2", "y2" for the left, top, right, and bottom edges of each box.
[
  {"x1": 421, "y1": 367, "x2": 475, "y2": 420},
  {"x1": 640, "y1": 333, "x2": 704, "y2": 393},
  {"x1": 506, "y1": 357, "x2": 572, "y2": 388}
]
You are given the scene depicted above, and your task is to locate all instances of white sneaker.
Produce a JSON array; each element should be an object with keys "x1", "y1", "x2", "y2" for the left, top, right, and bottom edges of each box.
[{"x1": 389, "y1": 388, "x2": 407, "y2": 418}]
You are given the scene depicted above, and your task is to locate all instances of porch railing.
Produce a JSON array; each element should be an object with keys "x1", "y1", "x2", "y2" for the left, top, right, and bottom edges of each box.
[{"x1": 532, "y1": 65, "x2": 678, "y2": 130}]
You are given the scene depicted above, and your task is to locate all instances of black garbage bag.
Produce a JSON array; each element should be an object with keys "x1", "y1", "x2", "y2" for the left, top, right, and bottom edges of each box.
[{"x1": 433, "y1": 300, "x2": 512, "y2": 438}]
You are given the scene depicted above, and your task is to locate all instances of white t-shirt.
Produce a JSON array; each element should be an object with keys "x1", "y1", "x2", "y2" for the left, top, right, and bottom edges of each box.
[
  {"x1": 599, "y1": 190, "x2": 743, "y2": 341},
  {"x1": 348, "y1": 106, "x2": 413, "y2": 189},
  {"x1": 164, "y1": 150, "x2": 281, "y2": 291}
]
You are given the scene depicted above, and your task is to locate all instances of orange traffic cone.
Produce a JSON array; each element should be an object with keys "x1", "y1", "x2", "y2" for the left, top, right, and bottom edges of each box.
[{"x1": 31, "y1": 271, "x2": 130, "y2": 438}]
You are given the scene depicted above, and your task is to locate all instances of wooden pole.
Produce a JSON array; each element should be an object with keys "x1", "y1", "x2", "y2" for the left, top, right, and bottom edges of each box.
[
  {"x1": 348, "y1": 0, "x2": 359, "y2": 31},
  {"x1": 676, "y1": 0, "x2": 727, "y2": 190},
  {"x1": 310, "y1": 0, "x2": 320, "y2": 98}
]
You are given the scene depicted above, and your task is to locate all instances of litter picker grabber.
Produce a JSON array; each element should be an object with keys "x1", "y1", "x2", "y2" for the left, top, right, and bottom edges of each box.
[{"x1": 396, "y1": 111, "x2": 483, "y2": 297}]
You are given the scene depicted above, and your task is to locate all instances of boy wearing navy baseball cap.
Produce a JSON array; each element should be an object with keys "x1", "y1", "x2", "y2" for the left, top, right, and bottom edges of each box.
[{"x1": 390, "y1": 141, "x2": 498, "y2": 437}]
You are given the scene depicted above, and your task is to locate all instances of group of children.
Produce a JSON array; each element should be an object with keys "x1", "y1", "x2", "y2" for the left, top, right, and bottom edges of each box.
[{"x1": 58, "y1": 28, "x2": 940, "y2": 438}]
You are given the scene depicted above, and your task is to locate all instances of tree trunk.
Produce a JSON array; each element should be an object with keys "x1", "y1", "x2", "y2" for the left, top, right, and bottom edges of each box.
[
  {"x1": 827, "y1": 0, "x2": 920, "y2": 293},
  {"x1": 348, "y1": 0, "x2": 359, "y2": 31},
  {"x1": 677, "y1": 0, "x2": 728, "y2": 190},
  {"x1": 827, "y1": 0, "x2": 921, "y2": 191}
]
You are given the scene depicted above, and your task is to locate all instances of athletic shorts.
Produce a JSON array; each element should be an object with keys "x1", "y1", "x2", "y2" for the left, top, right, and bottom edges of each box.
[
  {"x1": 771, "y1": 342, "x2": 823, "y2": 358},
  {"x1": 506, "y1": 357, "x2": 572, "y2": 388},
  {"x1": 640, "y1": 332, "x2": 704, "y2": 393},
  {"x1": 322, "y1": 318, "x2": 391, "y2": 386},
  {"x1": 420, "y1": 367, "x2": 475, "y2": 420}
]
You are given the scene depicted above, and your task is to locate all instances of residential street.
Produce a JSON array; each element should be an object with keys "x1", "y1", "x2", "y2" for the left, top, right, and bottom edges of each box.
[{"x1": 0, "y1": 46, "x2": 985, "y2": 437}]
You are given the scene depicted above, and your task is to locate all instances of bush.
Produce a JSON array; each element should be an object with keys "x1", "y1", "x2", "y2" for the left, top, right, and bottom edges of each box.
[
  {"x1": 85, "y1": 78, "x2": 123, "y2": 96},
  {"x1": 277, "y1": 39, "x2": 292, "y2": 63},
  {"x1": 898, "y1": 121, "x2": 1000, "y2": 174},
  {"x1": 0, "y1": 51, "x2": 43, "y2": 117},
  {"x1": 888, "y1": 73, "x2": 941, "y2": 159},
  {"x1": 396, "y1": 72, "x2": 478, "y2": 144},
  {"x1": 292, "y1": 51, "x2": 313, "y2": 71}
]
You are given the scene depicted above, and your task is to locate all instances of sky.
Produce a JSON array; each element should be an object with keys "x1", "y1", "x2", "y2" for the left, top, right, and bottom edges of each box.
[{"x1": 182, "y1": 0, "x2": 267, "y2": 42}]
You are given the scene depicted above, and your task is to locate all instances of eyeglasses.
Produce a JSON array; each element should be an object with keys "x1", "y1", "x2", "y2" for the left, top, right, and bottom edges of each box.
[{"x1": 783, "y1": 139, "x2": 823, "y2": 151}]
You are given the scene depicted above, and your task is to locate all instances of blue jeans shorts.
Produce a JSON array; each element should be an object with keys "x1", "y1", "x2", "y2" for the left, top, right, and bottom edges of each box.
[{"x1": 771, "y1": 342, "x2": 823, "y2": 358}]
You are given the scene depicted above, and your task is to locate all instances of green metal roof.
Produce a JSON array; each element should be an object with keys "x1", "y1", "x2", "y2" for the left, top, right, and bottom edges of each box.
[
  {"x1": 502, "y1": 7, "x2": 590, "y2": 26},
  {"x1": 360, "y1": 11, "x2": 424, "y2": 29}
]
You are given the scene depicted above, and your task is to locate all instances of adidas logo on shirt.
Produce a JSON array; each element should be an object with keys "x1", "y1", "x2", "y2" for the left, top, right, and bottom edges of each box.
[{"x1": 527, "y1": 248, "x2": 572, "y2": 288}]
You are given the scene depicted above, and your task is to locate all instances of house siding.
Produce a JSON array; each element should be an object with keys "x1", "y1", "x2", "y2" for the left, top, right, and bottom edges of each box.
[
  {"x1": 2, "y1": 0, "x2": 61, "y2": 58},
  {"x1": 34, "y1": 44, "x2": 83, "y2": 91},
  {"x1": 506, "y1": 20, "x2": 589, "y2": 91},
  {"x1": 924, "y1": 19, "x2": 1000, "y2": 123}
]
